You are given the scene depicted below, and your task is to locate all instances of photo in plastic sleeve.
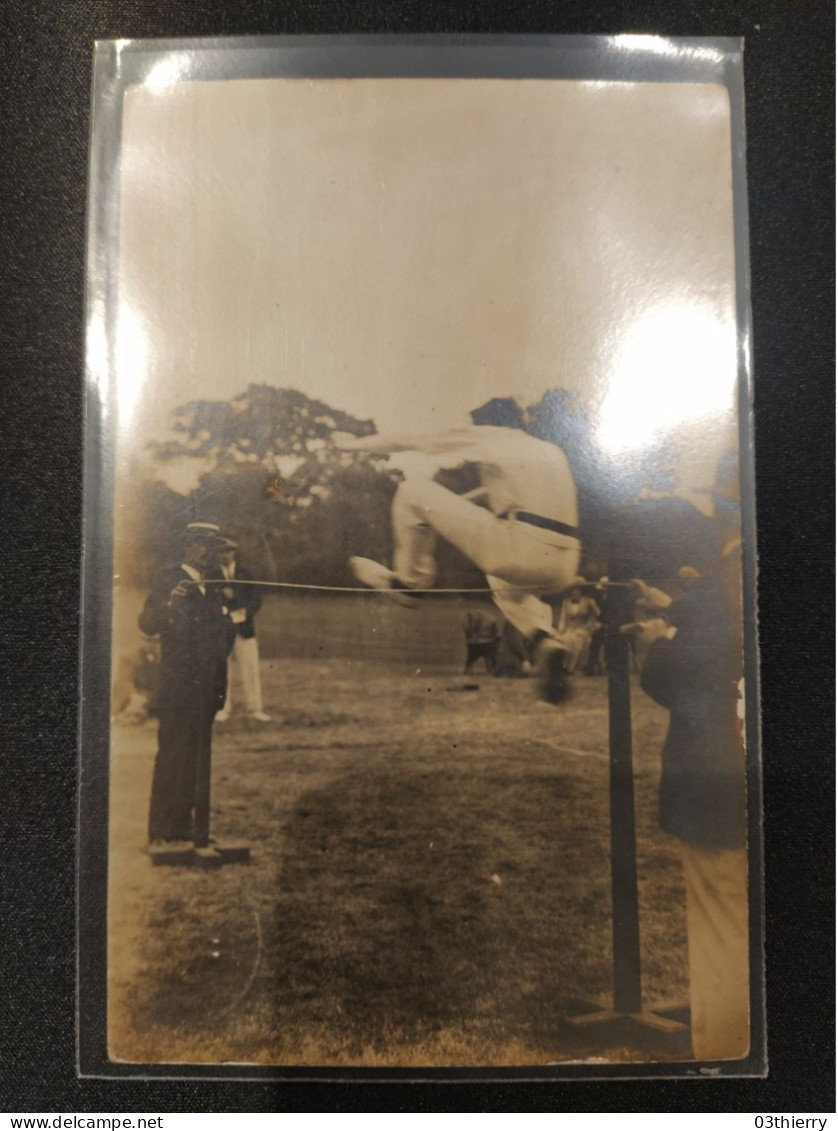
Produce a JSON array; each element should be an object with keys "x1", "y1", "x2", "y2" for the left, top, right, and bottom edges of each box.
[{"x1": 82, "y1": 38, "x2": 762, "y2": 1074}]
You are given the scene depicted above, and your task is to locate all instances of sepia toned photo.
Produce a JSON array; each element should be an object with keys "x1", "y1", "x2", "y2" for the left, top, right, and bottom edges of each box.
[{"x1": 80, "y1": 37, "x2": 762, "y2": 1075}]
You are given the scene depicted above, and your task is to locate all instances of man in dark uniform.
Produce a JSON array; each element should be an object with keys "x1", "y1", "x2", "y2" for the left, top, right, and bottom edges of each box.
[{"x1": 139, "y1": 522, "x2": 232, "y2": 844}]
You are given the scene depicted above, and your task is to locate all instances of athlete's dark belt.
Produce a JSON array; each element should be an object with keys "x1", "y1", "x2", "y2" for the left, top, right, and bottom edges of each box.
[{"x1": 513, "y1": 511, "x2": 580, "y2": 540}]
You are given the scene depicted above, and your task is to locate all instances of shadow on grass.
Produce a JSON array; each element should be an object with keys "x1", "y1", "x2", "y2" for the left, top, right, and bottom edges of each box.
[
  {"x1": 259, "y1": 759, "x2": 614, "y2": 1060},
  {"x1": 126, "y1": 731, "x2": 688, "y2": 1065}
]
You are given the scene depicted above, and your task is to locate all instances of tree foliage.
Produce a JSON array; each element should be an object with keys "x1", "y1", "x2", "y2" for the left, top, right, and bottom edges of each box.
[{"x1": 131, "y1": 383, "x2": 715, "y2": 590}]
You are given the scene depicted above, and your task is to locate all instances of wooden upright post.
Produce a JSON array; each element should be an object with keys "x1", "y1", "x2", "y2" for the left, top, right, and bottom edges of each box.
[
  {"x1": 566, "y1": 581, "x2": 688, "y2": 1037},
  {"x1": 603, "y1": 583, "x2": 643, "y2": 1015}
]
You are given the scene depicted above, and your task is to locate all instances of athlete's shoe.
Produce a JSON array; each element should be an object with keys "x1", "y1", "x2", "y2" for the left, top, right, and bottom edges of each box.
[
  {"x1": 349, "y1": 556, "x2": 420, "y2": 608},
  {"x1": 535, "y1": 637, "x2": 573, "y2": 704}
]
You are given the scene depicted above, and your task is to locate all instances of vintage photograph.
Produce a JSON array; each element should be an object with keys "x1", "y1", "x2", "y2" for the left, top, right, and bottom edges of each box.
[{"x1": 91, "y1": 43, "x2": 757, "y2": 1070}]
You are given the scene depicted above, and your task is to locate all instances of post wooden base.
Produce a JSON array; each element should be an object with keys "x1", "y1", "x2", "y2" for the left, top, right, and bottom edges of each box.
[
  {"x1": 149, "y1": 842, "x2": 195, "y2": 867},
  {"x1": 566, "y1": 994, "x2": 690, "y2": 1034}
]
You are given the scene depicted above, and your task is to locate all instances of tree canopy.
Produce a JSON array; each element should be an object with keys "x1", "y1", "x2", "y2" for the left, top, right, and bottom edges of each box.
[{"x1": 128, "y1": 383, "x2": 716, "y2": 590}]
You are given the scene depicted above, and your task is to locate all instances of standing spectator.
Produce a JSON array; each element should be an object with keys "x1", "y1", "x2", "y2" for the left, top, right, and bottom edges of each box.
[
  {"x1": 638, "y1": 457, "x2": 748, "y2": 1060},
  {"x1": 555, "y1": 579, "x2": 601, "y2": 673},
  {"x1": 215, "y1": 538, "x2": 271, "y2": 723},
  {"x1": 462, "y1": 608, "x2": 500, "y2": 674},
  {"x1": 139, "y1": 522, "x2": 232, "y2": 845},
  {"x1": 583, "y1": 577, "x2": 610, "y2": 676}
]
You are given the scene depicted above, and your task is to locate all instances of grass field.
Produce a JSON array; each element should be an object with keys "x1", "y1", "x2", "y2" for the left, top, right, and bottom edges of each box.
[{"x1": 108, "y1": 592, "x2": 689, "y2": 1067}]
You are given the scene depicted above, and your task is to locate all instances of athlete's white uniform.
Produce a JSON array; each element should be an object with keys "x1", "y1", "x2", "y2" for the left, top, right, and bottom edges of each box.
[{"x1": 345, "y1": 425, "x2": 580, "y2": 638}]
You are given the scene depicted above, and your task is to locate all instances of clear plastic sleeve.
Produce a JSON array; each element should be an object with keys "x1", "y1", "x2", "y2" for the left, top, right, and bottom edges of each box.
[{"x1": 78, "y1": 34, "x2": 764, "y2": 1079}]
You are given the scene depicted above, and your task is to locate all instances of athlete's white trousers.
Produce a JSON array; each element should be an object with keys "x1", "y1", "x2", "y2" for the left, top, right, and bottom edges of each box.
[
  {"x1": 392, "y1": 478, "x2": 580, "y2": 638},
  {"x1": 681, "y1": 841, "x2": 750, "y2": 1061},
  {"x1": 223, "y1": 634, "x2": 264, "y2": 715}
]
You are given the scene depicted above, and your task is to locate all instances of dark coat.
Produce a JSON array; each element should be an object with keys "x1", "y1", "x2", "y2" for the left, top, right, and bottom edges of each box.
[
  {"x1": 218, "y1": 562, "x2": 263, "y2": 640},
  {"x1": 138, "y1": 565, "x2": 231, "y2": 711},
  {"x1": 640, "y1": 579, "x2": 746, "y2": 849},
  {"x1": 139, "y1": 565, "x2": 234, "y2": 841}
]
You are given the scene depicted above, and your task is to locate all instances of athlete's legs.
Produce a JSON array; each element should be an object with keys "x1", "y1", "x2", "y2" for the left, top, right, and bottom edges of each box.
[
  {"x1": 391, "y1": 481, "x2": 440, "y2": 588},
  {"x1": 384, "y1": 475, "x2": 580, "y2": 703},
  {"x1": 392, "y1": 477, "x2": 579, "y2": 592}
]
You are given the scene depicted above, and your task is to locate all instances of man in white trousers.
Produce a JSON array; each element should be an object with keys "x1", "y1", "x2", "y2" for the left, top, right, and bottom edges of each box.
[
  {"x1": 338, "y1": 420, "x2": 581, "y2": 702},
  {"x1": 215, "y1": 539, "x2": 271, "y2": 723}
]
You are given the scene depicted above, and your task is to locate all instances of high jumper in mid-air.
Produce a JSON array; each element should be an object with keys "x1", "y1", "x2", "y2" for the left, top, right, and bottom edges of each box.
[{"x1": 336, "y1": 416, "x2": 581, "y2": 703}]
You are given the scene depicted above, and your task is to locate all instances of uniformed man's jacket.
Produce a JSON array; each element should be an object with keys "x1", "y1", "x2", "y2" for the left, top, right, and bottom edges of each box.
[
  {"x1": 138, "y1": 565, "x2": 232, "y2": 711},
  {"x1": 216, "y1": 562, "x2": 262, "y2": 639}
]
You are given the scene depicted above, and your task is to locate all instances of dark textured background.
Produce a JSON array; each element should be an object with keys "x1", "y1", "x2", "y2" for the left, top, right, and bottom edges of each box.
[{"x1": 1, "y1": 0, "x2": 833, "y2": 1114}]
